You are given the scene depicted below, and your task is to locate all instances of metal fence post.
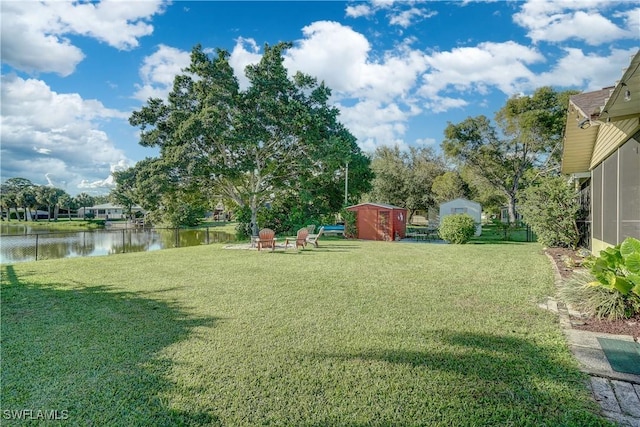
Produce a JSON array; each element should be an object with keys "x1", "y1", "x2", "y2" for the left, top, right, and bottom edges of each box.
[
  {"x1": 35, "y1": 234, "x2": 39, "y2": 261},
  {"x1": 206, "y1": 227, "x2": 210, "y2": 245},
  {"x1": 122, "y1": 229, "x2": 126, "y2": 253}
]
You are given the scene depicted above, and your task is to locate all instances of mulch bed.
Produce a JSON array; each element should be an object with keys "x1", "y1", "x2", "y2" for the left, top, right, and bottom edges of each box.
[{"x1": 545, "y1": 247, "x2": 640, "y2": 340}]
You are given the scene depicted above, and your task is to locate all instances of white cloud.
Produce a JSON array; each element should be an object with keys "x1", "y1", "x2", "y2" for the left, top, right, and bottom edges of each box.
[
  {"x1": 34, "y1": 147, "x2": 52, "y2": 155},
  {"x1": 513, "y1": 0, "x2": 633, "y2": 45},
  {"x1": 0, "y1": 75, "x2": 130, "y2": 194},
  {"x1": 133, "y1": 44, "x2": 191, "y2": 101},
  {"x1": 78, "y1": 160, "x2": 130, "y2": 190},
  {"x1": 533, "y1": 47, "x2": 638, "y2": 90},
  {"x1": 389, "y1": 7, "x2": 437, "y2": 28},
  {"x1": 0, "y1": 0, "x2": 165, "y2": 76},
  {"x1": 345, "y1": 4, "x2": 374, "y2": 18},
  {"x1": 420, "y1": 41, "x2": 544, "y2": 102},
  {"x1": 229, "y1": 37, "x2": 263, "y2": 90}
]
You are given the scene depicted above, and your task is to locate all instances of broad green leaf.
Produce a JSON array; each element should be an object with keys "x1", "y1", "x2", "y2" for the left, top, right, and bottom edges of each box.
[
  {"x1": 632, "y1": 283, "x2": 640, "y2": 297},
  {"x1": 603, "y1": 270, "x2": 617, "y2": 287},
  {"x1": 620, "y1": 237, "x2": 640, "y2": 258},
  {"x1": 612, "y1": 276, "x2": 632, "y2": 295},
  {"x1": 626, "y1": 273, "x2": 640, "y2": 286},
  {"x1": 623, "y1": 252, "x2": 640, "y2": 274}
]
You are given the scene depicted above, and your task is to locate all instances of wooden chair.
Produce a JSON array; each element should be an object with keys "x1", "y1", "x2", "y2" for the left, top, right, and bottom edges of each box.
[
  {"x1": 306, "y1": 224, "x2": 316, "y2": 234},
  {"x1": 306, "y1": 226, "x2": 324, "y2": 248},
  {"x1": 255, "y1": 228, "x2": 276, "y2": 251},
  {"x1": 285, "y1": 228, "x2": 309, "y2": 250}
]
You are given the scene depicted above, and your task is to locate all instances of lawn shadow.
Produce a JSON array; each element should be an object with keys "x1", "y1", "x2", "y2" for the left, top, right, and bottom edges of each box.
[
  {"x1": 306, "y1": 329, "x2": 605, "y2": 425},
  {"x1": 1, "y1": 265, "x2": 221, "y2": 426}
]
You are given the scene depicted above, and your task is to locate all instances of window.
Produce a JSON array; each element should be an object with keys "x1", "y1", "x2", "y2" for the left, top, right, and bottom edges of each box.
[
  {"x1": 602, "y1": 151, "x2": 618, "y2": 244},
  {"x1": 592, "y1": 165, "x2": 602, "y2": 240},
  {"x1": 619, "y1": 138, "x2": 640, "y2": 242},
  {"x1": 591, "y1": 136, "x2": 640, "y2": 245}
]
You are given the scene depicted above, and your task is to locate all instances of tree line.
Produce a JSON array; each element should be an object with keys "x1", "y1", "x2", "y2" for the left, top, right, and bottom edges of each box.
[{"x1": 0, "y1": 178, "x2": 106, "y2": 221}]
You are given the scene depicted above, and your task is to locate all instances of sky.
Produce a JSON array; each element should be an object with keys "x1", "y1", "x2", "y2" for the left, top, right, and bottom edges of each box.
[{"x1": 1, "y1": 0, "x2": 638, "y2": 196}]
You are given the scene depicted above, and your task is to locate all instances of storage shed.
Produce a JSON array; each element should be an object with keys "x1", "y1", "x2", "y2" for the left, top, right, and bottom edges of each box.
[
  {"x1": 346, "y1": 203, "x2": 407, "y2": 241},
  {"x1": 439, "y1": 198, "x2": 482, "y2": 236}
]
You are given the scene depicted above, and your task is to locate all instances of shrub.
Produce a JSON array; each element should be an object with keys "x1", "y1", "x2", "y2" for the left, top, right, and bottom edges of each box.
[
  {"x1": 559, "y1": 270, "x2": 640, "y2": 320},
  {"x1": 439, "y1": 213, "x2": 476, "y2": 244},
  {"x1": 340, "y1": 208, "x2": 357, "y2": 238},
  {"x1": 517, "y1": 176, "x2": 580, "y2": 248},
  {"x1": 562, "y1": 237, "x2": 640, "y2": 320}
]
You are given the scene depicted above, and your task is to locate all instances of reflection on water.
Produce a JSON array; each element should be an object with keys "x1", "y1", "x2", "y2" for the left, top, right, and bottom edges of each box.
[{"x1": 0, "y1": 224, "x2": 236, "y2": 263}]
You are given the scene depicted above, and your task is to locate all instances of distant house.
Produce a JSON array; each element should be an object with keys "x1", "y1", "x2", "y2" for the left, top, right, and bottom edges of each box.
[
  {"x1": 561, "y1": 50, "x2": 640, "y2": 253},
  {"x1": 439, "y1": 198, "x2": 482, "y2": 236},
  {"x1": 77, "y1": 203, "x2": 145, "y2": 220},
  {"x1": 499, "y1": 206, "x2": 522, "y2": 224}
]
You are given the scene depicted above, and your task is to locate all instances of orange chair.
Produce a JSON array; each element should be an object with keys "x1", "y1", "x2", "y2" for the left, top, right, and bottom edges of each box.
[
  {"x1": 285, "y1": 228, "x2": 309, "y2": 250},
  {"x1": 256, "y1": 228, "x2": 276, "y2": 251}
]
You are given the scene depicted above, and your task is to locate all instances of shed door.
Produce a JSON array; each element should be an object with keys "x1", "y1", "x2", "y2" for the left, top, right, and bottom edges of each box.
[{"x1": 379, "y1": 211, "x2": 390, "y2": 241}]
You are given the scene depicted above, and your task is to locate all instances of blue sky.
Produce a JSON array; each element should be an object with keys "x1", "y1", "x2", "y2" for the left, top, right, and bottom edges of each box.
[{"x1": 1, "y1": 1, "x2": 638, "y2": 195}]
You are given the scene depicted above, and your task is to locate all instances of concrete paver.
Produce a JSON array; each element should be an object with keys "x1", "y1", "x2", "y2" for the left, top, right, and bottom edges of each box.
[
  {"x1": 612, "y1": 380, "x2": 640, "y2": 418},
  {"x1": 591, "y1": 377, "x2": 623, "y2": 413},
  {"x1": 545, "y1": 254, "x2": 640, "y2": 426}
]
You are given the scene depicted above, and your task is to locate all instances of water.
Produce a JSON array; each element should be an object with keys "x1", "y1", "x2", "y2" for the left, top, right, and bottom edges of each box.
[{"x1": 0, "y1": 224, "x2": 236, "y2": 263}]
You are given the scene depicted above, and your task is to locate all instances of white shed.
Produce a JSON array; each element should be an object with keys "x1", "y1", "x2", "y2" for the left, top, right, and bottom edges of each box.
[{"x1": 439, "y1": 198, "x2": 482, "y2": 236}]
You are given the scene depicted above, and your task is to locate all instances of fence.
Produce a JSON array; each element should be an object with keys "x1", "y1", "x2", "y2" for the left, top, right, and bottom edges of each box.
[{"x1": 0, "y1": 227, "x2": 236, "y2": 263}]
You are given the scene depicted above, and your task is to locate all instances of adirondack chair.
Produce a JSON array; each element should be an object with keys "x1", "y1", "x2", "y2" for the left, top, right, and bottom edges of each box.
[
  {"x1": 306, "y1": 224, "x2": 316, "y2": 234},
  {"x1": 306, "y1": 226, "x2": 324, "y2": 248},
  {"x1": 255, "y1": 228, "x2": 276, "y2": 251},
  {"x1": 285, "y1": 228, "x2": 309, "y2": 250}
]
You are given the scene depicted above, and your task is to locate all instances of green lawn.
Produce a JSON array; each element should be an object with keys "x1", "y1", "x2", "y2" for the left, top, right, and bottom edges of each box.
[{"x1": 1, "y1": 240, "x2": 610, "y2": 426}]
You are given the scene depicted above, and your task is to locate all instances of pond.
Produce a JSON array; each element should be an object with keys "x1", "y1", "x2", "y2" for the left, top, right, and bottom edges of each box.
[{"x1": 0, "y1": 224, "x2": 237, "y2": 264}]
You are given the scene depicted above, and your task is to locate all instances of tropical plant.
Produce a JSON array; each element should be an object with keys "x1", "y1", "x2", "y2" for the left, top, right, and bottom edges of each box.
[
  {"x1": 558, "y1": 269, "x2": 640, "y2": 321},
  {"x1": 439, "y1": 213, "x2": 476, "y2": 244},
  {"x1": 585, "y1": 238, "x2": 640, "y2": 297},
  {"x1": 572, "y1": 237, "x2": 640, "y2": 319}
]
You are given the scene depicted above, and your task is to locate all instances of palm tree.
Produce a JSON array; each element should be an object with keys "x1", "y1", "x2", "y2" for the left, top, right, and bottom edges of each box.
[
  {"x1": 58, "y1": 194, "x2": 76, "y2": 220},
  {"x1": 75, "y1": 193, "x2": 94, "y2": 220}
]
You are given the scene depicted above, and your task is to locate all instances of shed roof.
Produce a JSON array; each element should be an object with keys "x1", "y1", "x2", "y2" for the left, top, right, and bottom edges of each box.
[
  {"x1": 439, "y1": 198, "x2": 481, "y2": 207},
  {"x1": 347, "y1": 202, "x2": 406, "y2": 210}
]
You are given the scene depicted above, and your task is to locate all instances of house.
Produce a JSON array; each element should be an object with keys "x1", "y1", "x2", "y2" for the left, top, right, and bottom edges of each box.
[
  {"x1": 561, "y1": 50, "x2": 640, "y2": 253},
  {"x1": 77, "y1": 203, "x2": 146, "y2": 220},
  {"x1": 499, "y1": 206, "x2": 523, "y2": 224},
  {"x1": 439, "y1": 198, "x2": 482, "y2": 236},
  {"x1": 346, "y1": 203, "x2": 407, "y2": 241}
]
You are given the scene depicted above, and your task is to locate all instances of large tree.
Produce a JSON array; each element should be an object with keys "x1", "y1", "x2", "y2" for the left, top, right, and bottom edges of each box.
[
  {"x1": 368, "y1": 145, "x2": 444, "y2": 222},
  {"x1": 130, "y1": 43, "x2": 371, "y2": 234},
  {"x1": 431, "y1": 171, "x2": 473, "y2": 204},
  {"x1": 442, "y1": 87, "x2": 576, "y2": 224}
]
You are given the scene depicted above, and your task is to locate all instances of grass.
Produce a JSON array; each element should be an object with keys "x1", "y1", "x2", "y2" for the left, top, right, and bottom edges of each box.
[{"x1": 1, "y1": 240, "x2": 611, "y2": 426}]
